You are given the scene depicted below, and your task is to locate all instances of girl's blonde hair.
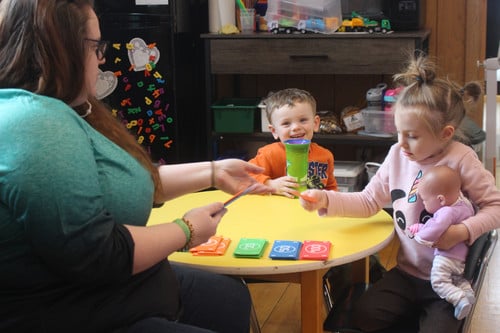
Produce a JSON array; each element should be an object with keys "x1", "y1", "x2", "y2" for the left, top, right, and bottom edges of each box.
[{"x1": 393, "y1": 51, "x2": 482, "y2": 142}]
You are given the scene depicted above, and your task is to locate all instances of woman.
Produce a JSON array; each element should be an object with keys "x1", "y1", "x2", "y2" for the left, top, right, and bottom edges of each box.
[{"x1": 0, "y1": 1, "x2": 270, "y2": 332}]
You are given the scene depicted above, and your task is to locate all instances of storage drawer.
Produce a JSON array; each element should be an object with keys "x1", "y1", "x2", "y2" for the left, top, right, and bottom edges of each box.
[{"x1": 209, "y1": 38, "x2": 418, "y2": 75}]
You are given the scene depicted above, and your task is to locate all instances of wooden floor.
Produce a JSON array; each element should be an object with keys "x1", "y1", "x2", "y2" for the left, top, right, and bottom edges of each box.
[
  {"x1": 248, "y1": 174, "x2": 500, "y2": 333},
  {"x1": 248, "y1": 236, "x2": 399, "y2": 333}
]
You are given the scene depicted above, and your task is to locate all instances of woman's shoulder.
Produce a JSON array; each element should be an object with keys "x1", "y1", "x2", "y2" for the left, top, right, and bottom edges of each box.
[{"x1": 0, "y1": 89, "x2": 77, "y2": 120}]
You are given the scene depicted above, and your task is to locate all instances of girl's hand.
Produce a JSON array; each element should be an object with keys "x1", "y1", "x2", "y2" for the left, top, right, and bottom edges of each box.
[
  {"x1": 299, "y1": 189, "x2": 328, "y2": 212},
  {"x1": 182, "y1": 202, "x2": 225, "y2": 248},
  {"x1": 213, "y1": 159, "x2": 273, "y2": 195},
  {"x1": 434, "y1": 223, "x2": 470, "y2": 250},
  {"x1": 266, "y1": 176, "x2": 299, "y2": 198}
]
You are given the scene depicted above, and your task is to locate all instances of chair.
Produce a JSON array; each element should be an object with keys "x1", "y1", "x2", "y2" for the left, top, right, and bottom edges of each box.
[
  {"x1": 323, "y1": 229, "x2": 498, "y2": 333},
  {"x1": 241, "y1": 278, "x2": 262, "y2": 333},
  {"x1": 459, "y1": 229, "x2": 497, "y2": 333}
]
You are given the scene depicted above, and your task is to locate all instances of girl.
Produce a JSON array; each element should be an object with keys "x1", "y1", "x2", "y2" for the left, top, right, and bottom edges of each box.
[{"x1": 299, "y1": 53, "x2": 500, "y2": 332}]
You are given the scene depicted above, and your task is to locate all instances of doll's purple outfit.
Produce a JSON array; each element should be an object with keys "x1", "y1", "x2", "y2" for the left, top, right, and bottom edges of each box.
[{"x1": 411, "y1": 195, "x2": 475, "y2": 319}]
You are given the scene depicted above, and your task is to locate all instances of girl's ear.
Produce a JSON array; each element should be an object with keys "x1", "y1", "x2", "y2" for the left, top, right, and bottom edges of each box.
[{"x1": 441, "y1": 125, "x2": 455, "y2": 141}]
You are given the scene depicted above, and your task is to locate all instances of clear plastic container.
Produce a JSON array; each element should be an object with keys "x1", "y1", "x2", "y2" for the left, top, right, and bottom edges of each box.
[{"x1": 265, "y1": 0, "x2": 342, "y2": 34}]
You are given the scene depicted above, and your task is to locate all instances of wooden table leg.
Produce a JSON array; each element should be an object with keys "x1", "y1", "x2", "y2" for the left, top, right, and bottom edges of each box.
[{"x1": 300, "y1": 268, "x2": 328, "y2": 333}]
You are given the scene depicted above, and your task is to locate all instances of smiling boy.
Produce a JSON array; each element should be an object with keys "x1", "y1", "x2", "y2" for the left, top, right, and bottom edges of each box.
[{"x1": 249, "y1": 88, "x2": 338, "y2": 197}]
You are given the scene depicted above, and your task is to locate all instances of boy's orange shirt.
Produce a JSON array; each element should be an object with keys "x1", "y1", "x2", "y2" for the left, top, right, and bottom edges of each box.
[{"x1": 248, "y1": 141, "x2": 338, "y2": 190}]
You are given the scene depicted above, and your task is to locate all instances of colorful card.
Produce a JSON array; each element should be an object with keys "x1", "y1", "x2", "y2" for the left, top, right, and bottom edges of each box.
[
  {"x1": 190, "y1": 236, "x2": 231, "y2": 256},
  {"x1": 190, "y1": 236, "x2": 222, "y2": 253},
  {"x1": 269, "y1": 240, "x2": 302, "y2": 260},
  {"x1": 233, "y1": 238, "x2": 268, "y2": 258},
  {"x1": 299, "y1": 240, "x2": 332, "y2": 260}
]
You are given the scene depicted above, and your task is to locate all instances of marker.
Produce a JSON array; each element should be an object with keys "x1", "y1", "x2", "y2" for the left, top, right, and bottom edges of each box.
[{"x1": 223, "y1": 184, "x2": 257, "y2": 207}]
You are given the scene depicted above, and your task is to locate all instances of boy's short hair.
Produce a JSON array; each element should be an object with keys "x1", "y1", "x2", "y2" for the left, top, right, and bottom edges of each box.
[{"x1": 263, "y1": 88, "x2": 317, "y2": 123}]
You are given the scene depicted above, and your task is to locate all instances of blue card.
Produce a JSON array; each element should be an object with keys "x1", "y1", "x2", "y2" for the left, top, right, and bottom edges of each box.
[{"x1": 269, "y1": 240, "x2": 302, "y2": 260}]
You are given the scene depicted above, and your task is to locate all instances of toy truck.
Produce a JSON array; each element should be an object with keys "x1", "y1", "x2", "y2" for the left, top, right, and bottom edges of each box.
[
  {"x1": 268, "y1": 18, "x2": 306, "y2": 34},
  {"x1": 338, "y1": 11, "x2": 392, "y2": 34}
]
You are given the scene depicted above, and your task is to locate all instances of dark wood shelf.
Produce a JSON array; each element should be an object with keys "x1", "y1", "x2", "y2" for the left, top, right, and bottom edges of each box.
[
  {"x1": 201, "y1": 30, "x2": 430, "y2": 40},
  {"x1": 213, "y1": 132, "x2": 397, "y2": 146},
  {"x1": 203, "y1": 30, "x2": 429, "y2": 159}
]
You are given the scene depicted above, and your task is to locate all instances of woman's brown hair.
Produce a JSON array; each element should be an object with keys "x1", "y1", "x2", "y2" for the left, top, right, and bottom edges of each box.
[{"x1": 0, "y1": 0, "x2": 161, "y2": 200}]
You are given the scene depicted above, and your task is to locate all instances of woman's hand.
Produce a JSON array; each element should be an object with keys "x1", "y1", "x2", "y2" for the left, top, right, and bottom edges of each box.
[
  {"x1": 182, "y1": 202, "x2": 226, "y2": 248},
  {"x1": 266, "y1": 176, "x2": 299, "y2": 198},
  {"x1": 299, "y1": 189, "x2": 328, "y2": 212},
  {"x1": 434, "y1": 223, "x2": 470, "y2": 250},
  {"x1": 213, "y1": 159, "x2": 273, "y2": 195}
]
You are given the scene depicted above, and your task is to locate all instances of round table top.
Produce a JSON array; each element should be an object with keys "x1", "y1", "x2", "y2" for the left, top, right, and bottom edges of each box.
[{"x1": 148, "y1": 190, "x2": 394, "y2": 275}]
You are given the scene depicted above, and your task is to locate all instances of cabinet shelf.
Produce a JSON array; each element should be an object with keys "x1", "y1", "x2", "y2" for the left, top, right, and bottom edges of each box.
[
  {"x1": 202, "y1": 30, "x2": 429, "y2": 160},
  {"x1": 213, "y1": 132, "x2": 397, "y2": 146}
]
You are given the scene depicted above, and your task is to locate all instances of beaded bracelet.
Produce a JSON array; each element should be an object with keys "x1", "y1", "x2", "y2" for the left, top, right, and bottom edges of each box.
[{"x1": 173, "y1": 218, "x2": 194, "y2": 251}]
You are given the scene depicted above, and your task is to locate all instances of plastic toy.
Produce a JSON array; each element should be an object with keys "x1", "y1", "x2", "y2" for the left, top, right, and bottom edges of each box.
[
  {"x1": 268, "y1": 18, "x2": 306, "y2": 34},
  {"x1": 338, "y1": 11, "x2": 392, "y2": 34},
  {"x1": 267, "y1": 16, "x2": 340, "y2": 34}
]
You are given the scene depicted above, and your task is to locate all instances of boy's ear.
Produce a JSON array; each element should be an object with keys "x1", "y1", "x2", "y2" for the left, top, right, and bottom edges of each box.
[
  {"x1": 269, "y1": 125, "x2": 279, "y2": 140},
  {"x1": 313, "y1": 115, "x2": 321, "y2": 132}
]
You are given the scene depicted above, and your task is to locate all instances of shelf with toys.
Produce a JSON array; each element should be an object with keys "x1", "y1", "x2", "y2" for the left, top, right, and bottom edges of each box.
[{"x1": 201, "y1": 29, "x2": 429, "y2": 161}]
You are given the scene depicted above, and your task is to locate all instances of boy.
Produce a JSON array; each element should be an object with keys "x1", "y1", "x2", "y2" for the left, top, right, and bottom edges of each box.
[{"x1": 249, "y1": 88, "x2": 337, "y2": 198}]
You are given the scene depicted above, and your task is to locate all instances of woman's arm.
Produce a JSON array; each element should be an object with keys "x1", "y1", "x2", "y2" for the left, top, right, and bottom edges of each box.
[
  {"x1": 155, "y1": 159, "x2": 271, "y2": 202},
  {"x1": 125, "y1": 202, "x2": 225, "y2": 274}
]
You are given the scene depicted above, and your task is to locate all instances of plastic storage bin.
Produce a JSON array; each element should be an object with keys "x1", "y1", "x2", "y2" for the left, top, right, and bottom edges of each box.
[
  {"x1": 361, "y1": 109, "x2": 396, "y2": 135},
  {"x1": 259, "y1": 103, "x2": 271, "y2": 132},
  {"x1": 334, "y1": 161, "x2": 364, "y2": 192},
  {"x1": 212, "y1": 98, "x2": 260, "y2": 133},
  {"x1": 265, "y1": 0, "x2": 342, "y2": 34}
]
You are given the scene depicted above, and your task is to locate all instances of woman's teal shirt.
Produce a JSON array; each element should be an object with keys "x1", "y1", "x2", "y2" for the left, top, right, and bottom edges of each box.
[{"x1": 0, "y1": 89, "x2": 154, "y2": 290}]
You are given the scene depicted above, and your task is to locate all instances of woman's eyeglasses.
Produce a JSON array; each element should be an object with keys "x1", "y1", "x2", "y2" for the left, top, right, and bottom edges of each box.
[{"x1": 84, "y1": 38, "x2": 109, "y2": 61}]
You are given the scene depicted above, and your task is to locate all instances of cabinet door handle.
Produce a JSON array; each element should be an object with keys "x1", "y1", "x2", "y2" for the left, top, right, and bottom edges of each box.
[{"x1": 289, "y1": 55, "x2": 329, "y2": 61}]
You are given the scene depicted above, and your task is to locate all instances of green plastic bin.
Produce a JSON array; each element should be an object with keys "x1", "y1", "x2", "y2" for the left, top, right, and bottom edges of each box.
[{"x1": 212, "y1": 98, "x2": 260, "y2": 133}]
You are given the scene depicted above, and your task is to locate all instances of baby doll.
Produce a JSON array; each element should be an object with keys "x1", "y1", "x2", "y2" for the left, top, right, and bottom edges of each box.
[{"x1": 408, "y1": 165, "x2": 475, "y2": 320}]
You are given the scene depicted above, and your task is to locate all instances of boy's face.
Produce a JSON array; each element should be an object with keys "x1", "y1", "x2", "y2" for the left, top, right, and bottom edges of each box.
[{"x1": 269, "y1": 102, "x2": 320, "y2": 142}]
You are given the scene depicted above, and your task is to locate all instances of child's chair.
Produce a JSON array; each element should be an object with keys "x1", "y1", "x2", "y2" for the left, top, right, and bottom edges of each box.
[{"x1": 322, "y1": 229, "x2": 498, "y2": 333}]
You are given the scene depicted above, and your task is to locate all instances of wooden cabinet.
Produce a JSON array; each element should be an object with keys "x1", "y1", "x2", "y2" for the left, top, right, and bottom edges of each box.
[
  {"x1": 202, "y1": 31, "x2": 430, "y2": 161},
  {"x1": 208, "y1": 31, "x2": 429, "y2": 75}
]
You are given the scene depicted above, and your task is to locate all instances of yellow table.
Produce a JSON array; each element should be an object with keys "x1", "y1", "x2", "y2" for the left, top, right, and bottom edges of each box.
[{"x1": 148, "y1": 190, "x2": 394, "y2": 333}]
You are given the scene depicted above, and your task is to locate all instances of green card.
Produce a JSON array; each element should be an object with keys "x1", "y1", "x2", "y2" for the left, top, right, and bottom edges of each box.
[{"x1": 233, "y1": 238, "x2": 268, "y2": 258}]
